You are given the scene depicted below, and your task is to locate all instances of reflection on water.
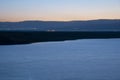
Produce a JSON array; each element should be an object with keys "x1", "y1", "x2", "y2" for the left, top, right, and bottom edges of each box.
[{"x1": 0, "y1": 39, "x2": 120, "y2": 80}]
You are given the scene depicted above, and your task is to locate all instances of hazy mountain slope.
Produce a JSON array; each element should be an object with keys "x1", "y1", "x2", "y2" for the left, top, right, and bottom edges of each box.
[{"x1": 0, "y1": 19, "x2": 120, "y2": 31}]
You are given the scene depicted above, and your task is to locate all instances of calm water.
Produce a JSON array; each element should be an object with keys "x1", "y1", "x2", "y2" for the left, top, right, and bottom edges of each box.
[{"x1": 0, "y1": 39, "x2": 120, "y2": 80}]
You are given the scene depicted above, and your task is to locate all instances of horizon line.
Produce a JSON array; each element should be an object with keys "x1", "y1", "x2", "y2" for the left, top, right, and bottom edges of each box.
[{"x1": 0, "y1": 19, "x2": 120, "y2": 22}]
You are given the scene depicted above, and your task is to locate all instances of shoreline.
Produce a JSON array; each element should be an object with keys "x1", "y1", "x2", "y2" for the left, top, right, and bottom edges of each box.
[{"x1": 0, "y1": 31, "x2": 120, "y2": 45}]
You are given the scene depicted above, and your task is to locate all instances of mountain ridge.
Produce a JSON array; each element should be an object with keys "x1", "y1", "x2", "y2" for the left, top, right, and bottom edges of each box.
[{"x1": 0, "y1": 19, "x2": 120, "y2": 31}]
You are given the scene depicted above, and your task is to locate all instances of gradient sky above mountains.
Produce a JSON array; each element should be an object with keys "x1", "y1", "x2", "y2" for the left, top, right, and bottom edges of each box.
[{"x1": 0, "y1": 0, "x2": 120, "y2": 21}]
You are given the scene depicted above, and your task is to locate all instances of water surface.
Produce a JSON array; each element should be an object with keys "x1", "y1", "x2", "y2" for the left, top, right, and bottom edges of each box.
[{"x1": 0, "y1": 39, "x2": 120, "y2": 80}]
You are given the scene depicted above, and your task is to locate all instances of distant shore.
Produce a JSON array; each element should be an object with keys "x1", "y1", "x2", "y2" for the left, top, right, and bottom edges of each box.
[{"x1": 0, "y1": 31, "x2": 120, "y2": 45}]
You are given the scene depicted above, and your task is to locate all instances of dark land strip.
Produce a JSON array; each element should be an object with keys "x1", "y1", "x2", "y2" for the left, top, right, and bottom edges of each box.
[{"x1": 0, "y1": 31, "x2": 120, "y2": 45}]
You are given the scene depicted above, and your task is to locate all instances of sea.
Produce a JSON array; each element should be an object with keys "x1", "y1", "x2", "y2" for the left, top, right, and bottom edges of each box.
[{"x1": 0, "y1": 39, "x2": 120, "y2": 80}]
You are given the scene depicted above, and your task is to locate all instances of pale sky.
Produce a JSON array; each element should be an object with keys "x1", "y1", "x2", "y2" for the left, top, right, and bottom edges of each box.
[{"x1": 0, "y1": 0, "x2": 120, "y2": 21}]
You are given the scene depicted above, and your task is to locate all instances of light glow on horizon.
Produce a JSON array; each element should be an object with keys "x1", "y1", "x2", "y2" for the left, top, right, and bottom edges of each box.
[{"x1": 0, "y1": 0, "x2": 120, "y2": 22}]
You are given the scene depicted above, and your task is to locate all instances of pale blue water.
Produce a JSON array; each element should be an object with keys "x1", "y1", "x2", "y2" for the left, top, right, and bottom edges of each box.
[{"x1": 0, "y1": 39, "x2": 120, "y2": 80}]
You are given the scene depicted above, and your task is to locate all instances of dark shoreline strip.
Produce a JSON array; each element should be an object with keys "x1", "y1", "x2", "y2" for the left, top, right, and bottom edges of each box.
[{"x1": 0, "y1": 31, "x2": 120, "y2": 45}]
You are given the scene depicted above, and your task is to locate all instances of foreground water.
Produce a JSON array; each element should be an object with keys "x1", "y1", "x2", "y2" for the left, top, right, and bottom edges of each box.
[{"x1": 0, "y1": 39, "x2": 120, "y2": 80}]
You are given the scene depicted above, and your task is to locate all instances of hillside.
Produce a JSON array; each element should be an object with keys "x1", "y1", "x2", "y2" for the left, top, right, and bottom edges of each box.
[{"x1": 0, "y1": 19, "x2": 120, "y2": 31}]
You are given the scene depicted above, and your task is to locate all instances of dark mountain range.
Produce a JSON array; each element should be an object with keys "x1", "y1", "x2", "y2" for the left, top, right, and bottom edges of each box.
[{"x1": 0, "y1": 19, "x2": 120, "y2": 31}]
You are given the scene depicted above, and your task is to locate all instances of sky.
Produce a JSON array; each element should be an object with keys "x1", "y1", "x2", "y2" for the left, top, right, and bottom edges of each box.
[{"x1": 0, "y1": 0, "x2": 120, "y2": 21}]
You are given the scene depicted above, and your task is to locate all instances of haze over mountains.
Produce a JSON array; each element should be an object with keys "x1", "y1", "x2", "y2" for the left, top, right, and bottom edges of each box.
[{"x1": 0, "y1": 19, "x2": 120, "y2": 31}]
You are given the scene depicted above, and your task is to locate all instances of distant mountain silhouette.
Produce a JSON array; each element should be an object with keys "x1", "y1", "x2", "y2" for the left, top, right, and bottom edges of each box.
[{"x1": 0, "y1": 19, "x2": 120, "y2": 31}]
